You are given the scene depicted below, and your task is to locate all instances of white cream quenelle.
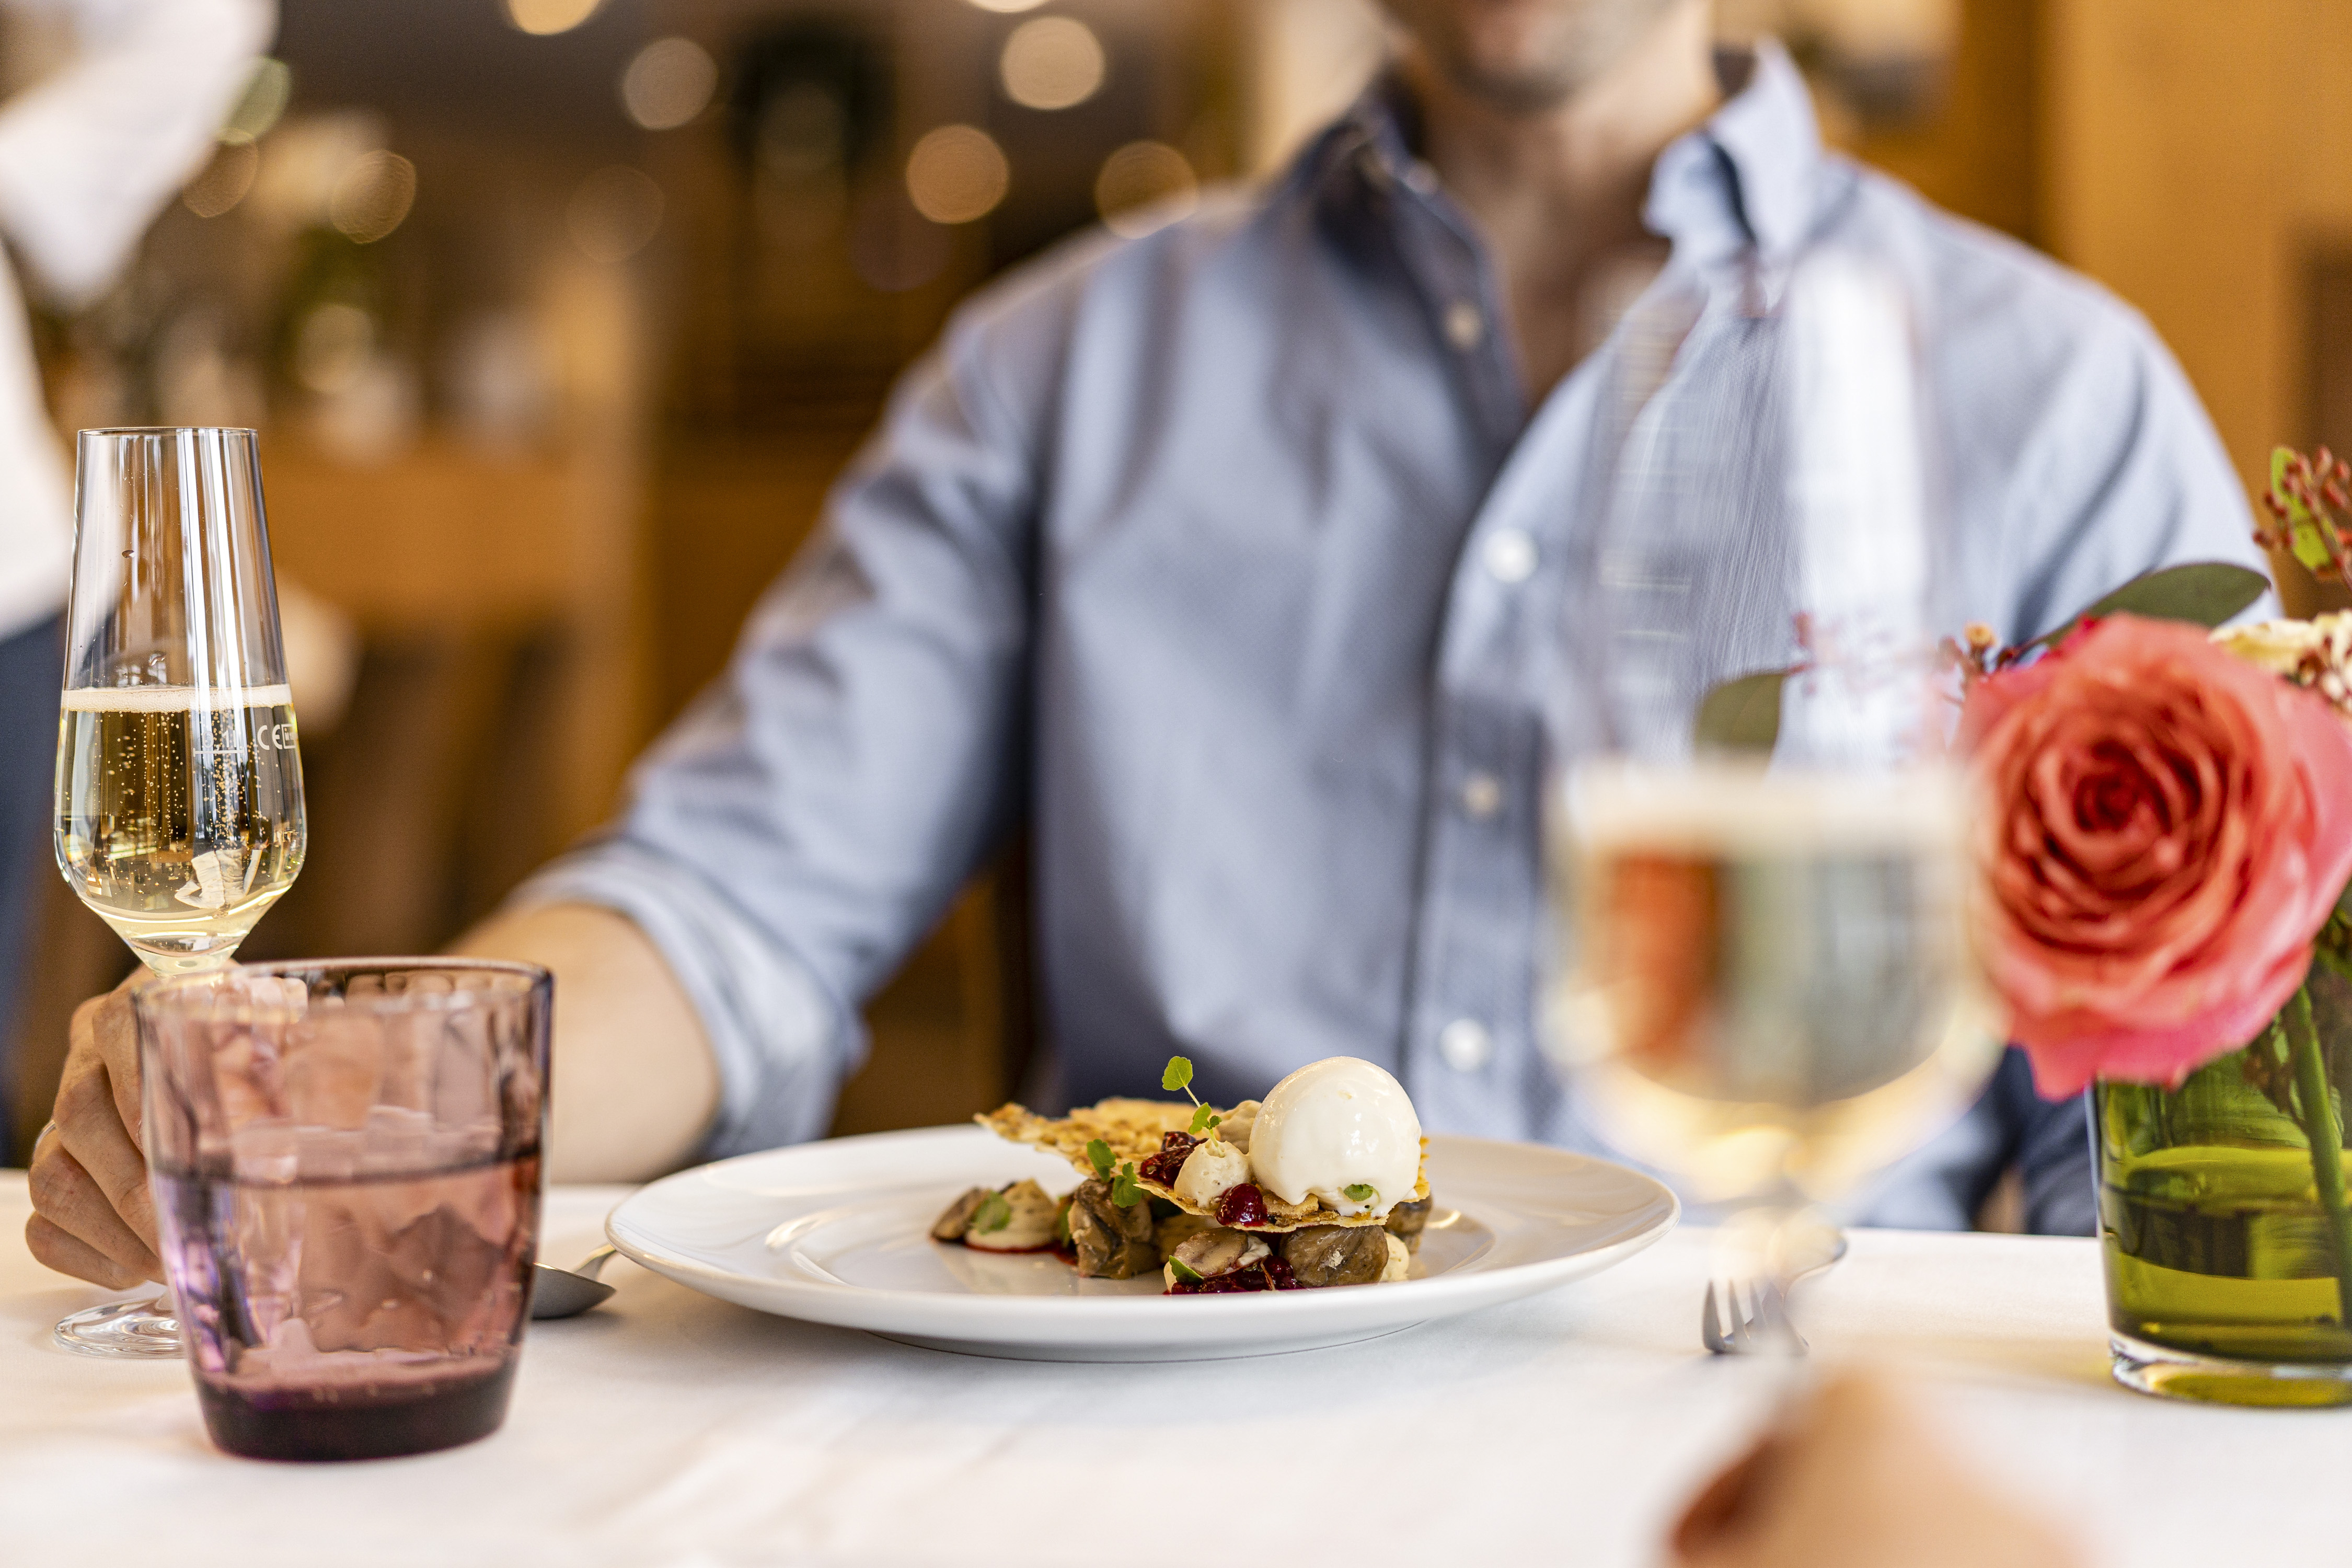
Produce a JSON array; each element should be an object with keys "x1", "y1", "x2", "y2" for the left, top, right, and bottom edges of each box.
[{"x1": 1246, "y1": 1057, "x2": 1422, "y2": 1219}]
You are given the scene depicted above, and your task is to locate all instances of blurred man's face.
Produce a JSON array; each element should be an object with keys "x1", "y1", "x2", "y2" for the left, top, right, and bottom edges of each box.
[{"x1": 1379, "y1": 0, "x2": 1694, "y2": 110}]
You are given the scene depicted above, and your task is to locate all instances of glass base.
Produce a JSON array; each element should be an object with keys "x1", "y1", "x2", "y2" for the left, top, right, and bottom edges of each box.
[
  {"x1": 54, "y1": 1297, "x2": 182, "y2": 1359},
  {"x1": 2111, "y1": 1332, "x2": 2352, "y2": 1408}
]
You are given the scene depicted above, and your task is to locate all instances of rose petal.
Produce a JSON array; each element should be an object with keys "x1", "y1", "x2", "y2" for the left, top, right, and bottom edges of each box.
[{"x1": 1964, "y1": 615, "x2": 2352, "y2": 1093}]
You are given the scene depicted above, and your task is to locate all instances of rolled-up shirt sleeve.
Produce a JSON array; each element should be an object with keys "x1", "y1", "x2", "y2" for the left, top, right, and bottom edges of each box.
[{"x1": 524, "y1": 293, "x2": 1047, "y2": 1158}]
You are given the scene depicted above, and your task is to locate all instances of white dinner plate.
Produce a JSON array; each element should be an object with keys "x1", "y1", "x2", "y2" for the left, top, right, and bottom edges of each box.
[{"x1": 606, "y1": 1125, "x2": 1679, "y2": 1362}]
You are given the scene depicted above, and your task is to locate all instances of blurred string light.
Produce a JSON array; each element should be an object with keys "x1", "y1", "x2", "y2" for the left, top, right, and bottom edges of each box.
[
  {"x1": 327, "y1": 150, "x2": 416, "y2": 243},
  {"x1": 219, "y1": 58, "x2": 291, "y2": 146},
  {"x1": 904, "y1": 125, "x2": 1008, "y2": 225},
  {"x1": 183, "y1": 142, "x2": 260, "y2": 218},
  {"x1": 1095, "y1": 141, "x2": 1197, "y2": 238},
  {"x1": 568, "y1": 165, "x2": 664, "y2": 262},
  {"x1": 621, "y1": 37, "x2": 717, "y2": 130},
  {"x1": 999, "y1": 17, "x2": 1103, "y2": 111},
  {"x1": 506, "y1": 0, "x2": 601, "y2": 36}
]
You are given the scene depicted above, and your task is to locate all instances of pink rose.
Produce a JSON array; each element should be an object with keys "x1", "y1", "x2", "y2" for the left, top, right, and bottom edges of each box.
[{"x1": 1964, "y1": 614, "x2": 2352, "y2": 1097}]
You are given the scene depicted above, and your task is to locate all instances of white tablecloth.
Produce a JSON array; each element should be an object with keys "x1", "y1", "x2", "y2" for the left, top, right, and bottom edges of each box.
[{"x1": 3, "y1": 1172, "x2": 2343, "y2": 1567}]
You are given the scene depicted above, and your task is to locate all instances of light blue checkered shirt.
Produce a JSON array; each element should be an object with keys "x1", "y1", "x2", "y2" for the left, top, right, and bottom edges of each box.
[{"x1": 524, "y1": 44, "x2": 2261, "y2": 1231}]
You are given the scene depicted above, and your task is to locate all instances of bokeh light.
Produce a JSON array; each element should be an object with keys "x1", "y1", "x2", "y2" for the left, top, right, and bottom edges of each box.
[
  {"x1": 505, "y1": 0, "x2": 602, "y2": 36},
  {"x1": 966, "y1": 0, "x2": 1047, "y2": 11},
  {"x1": 621, "y1": 37, "x2": 718, "y2": 131},
  {"x1": 293, "y1": 302, "x2": 375, "y2": 394},
  {"x1": 183, "y1": 142, "x2": 260, "y2": 219},
  {"x1": 999, "y1": 17, "x2": 1104, "y2": 111},
  {"x1": 1094, "y1": 141, "x2": 1198, "y2": 238},
  {"x1": 905, "y1": 125, "x2": 1009, "y2": 225},
  {"x1": 219, "y1": 58, "x2": 291, "y2": 146},
  {"x1": 327, "y1": 150, "x2": 416, "y2": 243},
  {"x1": 567, "y1": 165, "x2": 665, "y2": 262}
]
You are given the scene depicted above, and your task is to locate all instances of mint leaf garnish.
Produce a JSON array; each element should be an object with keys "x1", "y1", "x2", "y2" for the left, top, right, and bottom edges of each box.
[
  {"x1": 1168, "y1": 1258, "x2": 1203, "y2": 1283},
  {"x1": 1162, "y1": 1056, "x2": 1194, "y2": 1093},
  {"x1": 1342, "y1": 1183, "x2": 1376, "y2": 1203},
  {"x1": 1086, "y1": 1138, "x2": 1114, "y2": 1179},
  {"x1": 1111, "y1": 1161, "x2": 1143, "y2": 1208},
  {"x1": 972, "y1": 1191, "x2": 1012, "y2": 1232}
]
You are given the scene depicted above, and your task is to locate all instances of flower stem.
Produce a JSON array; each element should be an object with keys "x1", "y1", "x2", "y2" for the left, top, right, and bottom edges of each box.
[{"x1": 2285, "y1": 985, "x2": 2352, "y2": 1326}]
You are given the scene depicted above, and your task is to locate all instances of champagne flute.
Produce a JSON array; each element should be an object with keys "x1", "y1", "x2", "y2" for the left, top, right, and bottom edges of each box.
[
  {"x1": 51, "y1": 427, "x2": 307, "y2": 1358},
  {"x1": 1542, "y1": 256, "x2": 1999, "y2": 1347}
]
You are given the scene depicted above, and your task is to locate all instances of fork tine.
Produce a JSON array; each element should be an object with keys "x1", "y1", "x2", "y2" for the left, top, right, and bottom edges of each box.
[
  {"x1": 1702, "y1": 1281, "x2": 1728, "y2": 1353},
  {"x1": 1727, "y1": 1282, "x2": 1754, "y2": 1352}
]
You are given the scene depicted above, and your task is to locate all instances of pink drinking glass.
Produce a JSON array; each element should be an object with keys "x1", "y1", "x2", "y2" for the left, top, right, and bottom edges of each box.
[{"x1": 136, "y1": 959, "x2": 551, "y2": 1461}]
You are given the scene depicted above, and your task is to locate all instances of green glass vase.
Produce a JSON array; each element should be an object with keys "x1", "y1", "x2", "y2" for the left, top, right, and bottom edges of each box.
[{"x1": 2096, "y1": 964, "x2": 2352, "y2": 1405}]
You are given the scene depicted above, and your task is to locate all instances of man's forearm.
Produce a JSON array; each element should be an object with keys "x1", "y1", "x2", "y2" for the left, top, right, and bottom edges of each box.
[{"x1": 450, "y1": 902, "x2": 722, "y2": 1183}]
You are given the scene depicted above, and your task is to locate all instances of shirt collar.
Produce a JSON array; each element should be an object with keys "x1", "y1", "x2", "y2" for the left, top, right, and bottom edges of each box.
[
  {"x1": 1646, "y1": 40, "x2": 1822, "y2": 266},
  {"x1": 1304, "y1": 39, "x2": 1825, "y2": 269}
]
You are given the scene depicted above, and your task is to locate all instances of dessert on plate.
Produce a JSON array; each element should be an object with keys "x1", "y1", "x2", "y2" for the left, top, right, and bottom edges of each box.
[{"x1": 933, "y1": 1056, "x2": 1434, "y2": 1294}]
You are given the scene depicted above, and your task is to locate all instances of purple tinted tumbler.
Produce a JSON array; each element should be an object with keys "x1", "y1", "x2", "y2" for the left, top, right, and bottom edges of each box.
[{"x1": 136, "y1": 959, "x2": 551, "y2": 1461}]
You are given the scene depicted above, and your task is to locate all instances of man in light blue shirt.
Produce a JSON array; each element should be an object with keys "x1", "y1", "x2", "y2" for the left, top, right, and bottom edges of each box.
[{"x1": 29, "y1": 0, "x2": 2262, "y2": 1286}]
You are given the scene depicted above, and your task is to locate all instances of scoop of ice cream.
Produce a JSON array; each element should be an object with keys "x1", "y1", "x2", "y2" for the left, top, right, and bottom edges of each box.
[{"x1": 1247, "y1": 1058, "x2": 1421, "y2": 1218}]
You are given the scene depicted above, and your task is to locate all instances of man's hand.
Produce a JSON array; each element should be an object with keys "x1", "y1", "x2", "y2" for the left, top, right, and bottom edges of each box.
[
  {"x1": 25, "y1": 974, "x2": 163, "y2": 1288},
  {"x1": 1669, "y1": 1373, "x2": 2080, "y2": 1568}
]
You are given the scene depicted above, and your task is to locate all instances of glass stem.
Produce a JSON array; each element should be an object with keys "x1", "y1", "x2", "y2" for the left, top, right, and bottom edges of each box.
[{"x1": 2285, "y1": 985, "x2": 2352, "y2": 1325}]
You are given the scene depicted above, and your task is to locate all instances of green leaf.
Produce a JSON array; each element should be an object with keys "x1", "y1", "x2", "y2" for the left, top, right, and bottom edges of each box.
[
  {"x1": 1167, "y1": 1258, "x2": 1203, "y2": 1283},
  {"x1": 1111, "y1": 1162, "x2": 1143, "y2": 1208},
  {"x1": 972, "y1": 1191, "x2": 1012, "y2": 1233},
  {"x1": 1692, "y1": 669, "x2": 1791, "y2": 756},
  {"x1": 1053, "y1": 1198, "x2": 1071, "y2": 1245},
  {"x1": 1162, "y1": 1056, "x2": 1194, "y2": 1093},
  {"x1": 1342, "y1": 1183, "x2": 1376, "y2": 1203},
  {"x1": 1085, "y1": 1138, "x2": 1114, "y2": 1180},
  {"x1": 2030, "y1": 562, "x2": 2270, "y2": 649},
  {"x1": 1188, "y1": 1103, "x2": 1218, "y2": 1136}
]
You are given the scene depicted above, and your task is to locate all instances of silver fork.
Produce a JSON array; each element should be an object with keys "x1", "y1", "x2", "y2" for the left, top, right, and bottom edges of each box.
[{"x1": 1701, "y1": 1230, "x2": 1850, "y2": 1355}]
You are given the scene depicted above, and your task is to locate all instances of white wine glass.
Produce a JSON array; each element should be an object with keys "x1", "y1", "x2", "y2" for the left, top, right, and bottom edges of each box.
[
  {"x1": 1542, "y1": 256, "x2": 1999, "y2": 1349},
  {"x1": 51, "y1": 426, "x2": 307, "y2": 1358}
]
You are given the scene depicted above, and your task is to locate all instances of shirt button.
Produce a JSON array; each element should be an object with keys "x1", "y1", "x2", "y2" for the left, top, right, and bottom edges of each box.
[
  {"x1": 1443, "y1": 299, "x2": 1484, "y2": 351},
  {"x1": 1460, "y1": 771, "x2": 1502, "y2": 820},
  {"x1": 1439, "y1": 1018, "x2": 1494, "y2": 1073},
  {"x1": 1482, "y1": 528, "x2": 1538, "y2": 584}
]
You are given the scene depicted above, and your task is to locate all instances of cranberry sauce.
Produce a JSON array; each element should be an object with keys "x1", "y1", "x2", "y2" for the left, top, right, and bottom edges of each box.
[
  {"x1": 1138, "y1": 1131, "x2": 1198, "y2": 1189},
  {"x1": 1214, "y1": 1183, "x2": 1270, "y2": 1228},
  {"x1": 1166, "y1": 1255, "x2": 1304, "y2": 1295}
]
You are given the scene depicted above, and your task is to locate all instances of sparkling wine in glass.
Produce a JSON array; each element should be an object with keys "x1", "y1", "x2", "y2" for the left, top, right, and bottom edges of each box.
[
  {"x1": 1543, "y1": 254, "x2": 2000, "y2": 1340},
  {"x1": 51, "y1": 426, "x2": 307, "y2": 1358}
]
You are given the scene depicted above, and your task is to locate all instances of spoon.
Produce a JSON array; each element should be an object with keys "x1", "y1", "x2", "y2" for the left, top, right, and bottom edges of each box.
[{"x1": 531, "y1": 1244, "x2": 619, "y2": 1320}]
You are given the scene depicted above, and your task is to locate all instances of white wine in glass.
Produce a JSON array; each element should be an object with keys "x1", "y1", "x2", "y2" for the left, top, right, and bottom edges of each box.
[
  {"x1": 1553, "y1": 763, "x2": 1994, "y2": 1209},
  {"x1": 51, "y1": 427, "x2": 307, "y2": 1358},
  {"x1": 1543, "y1": 252, "x2": 1999, "y2": 1341}
]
